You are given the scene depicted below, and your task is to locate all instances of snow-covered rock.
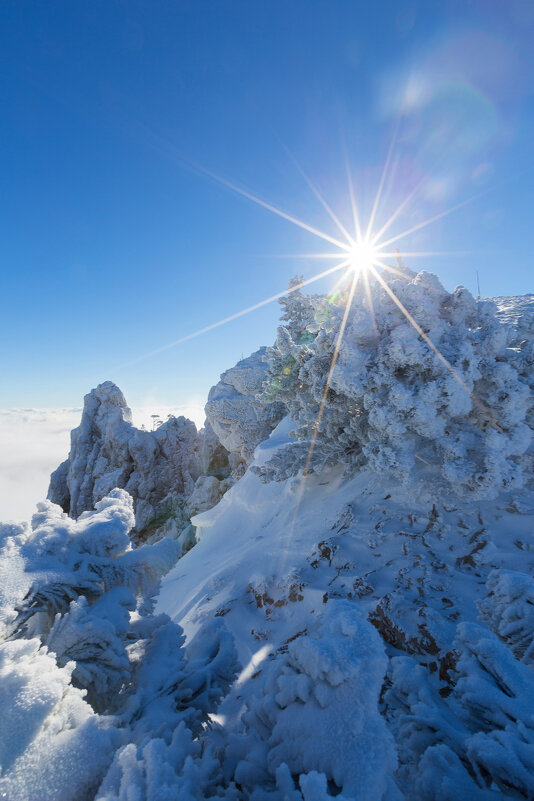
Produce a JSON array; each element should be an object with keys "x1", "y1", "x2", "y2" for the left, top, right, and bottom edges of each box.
[
  {"x1": 157, "y1": 390, "x2": 534, "y2": 798},
  {"x1": 205, "y1": 347, "x2": 285, "y2": 465},
  {"x1": 3, "y1": 276, "x2": 534, "y2": 800},
  {"x1": 48, "y1": 381, "x2": 203, "y2": 537}
]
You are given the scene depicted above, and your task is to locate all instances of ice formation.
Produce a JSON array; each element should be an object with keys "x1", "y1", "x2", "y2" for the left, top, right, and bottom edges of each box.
[{"x1": 2, "y1": 269, "x2": 534, "y2": 800}]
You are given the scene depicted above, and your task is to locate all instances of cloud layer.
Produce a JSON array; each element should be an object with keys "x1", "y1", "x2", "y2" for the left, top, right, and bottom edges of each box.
[{"x1": 0, "y1": 404, "x2": 205, "y2": 523}]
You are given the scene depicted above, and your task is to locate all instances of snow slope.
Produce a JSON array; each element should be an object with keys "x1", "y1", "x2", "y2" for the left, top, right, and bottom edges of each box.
[
  {"x1": 156, "y1": 412, "x2": 534, "y2": 798},
  {"x1": 1, "y1": 274, "x2": 533, "y2": 800}
]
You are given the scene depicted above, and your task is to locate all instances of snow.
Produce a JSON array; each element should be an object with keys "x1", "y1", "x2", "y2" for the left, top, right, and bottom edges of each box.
[
  {"x1": 205, "y1": 347, "x2": 285, "y2": 464},
  {"x1": 0, "y1": 638, "x2": 119, "y2": 801},
  {"x1": 0, "y1": 276, "x2": 533, "y2": 799},
  {"x1": 0, "y1": 403, "x2": 205, "y2": 523}
]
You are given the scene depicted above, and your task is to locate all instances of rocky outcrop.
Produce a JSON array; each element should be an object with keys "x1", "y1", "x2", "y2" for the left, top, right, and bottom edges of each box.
[
  {"x1": 48, "y1": 381, "x2": 206, "y2": 538},
  {"x1": 205, "y1": 347, "x2": 285, "y2": 465}
]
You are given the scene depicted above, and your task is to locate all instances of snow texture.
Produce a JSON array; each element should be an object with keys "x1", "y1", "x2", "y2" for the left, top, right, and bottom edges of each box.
[
  {"x1": 257, "y1": 272, "x2": 532, "y2": 500},
  {"x1": 48, "y1": 381, "x2": 203, "y2": 538},
  {"x1": 1, "y1": 274, "x2": 534, "y2": 800},
  {"x1": 205, "y1": 347, "x2": 285, "y2": 465}
]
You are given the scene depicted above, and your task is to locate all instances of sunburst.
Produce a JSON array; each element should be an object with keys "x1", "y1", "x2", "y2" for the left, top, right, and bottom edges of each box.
[
  {"x1": 120, "y1": 130, "x2": 480, "y2": 399},
  {"x1": 115, "y1": 130, "x2": 488, "y2": 580}
]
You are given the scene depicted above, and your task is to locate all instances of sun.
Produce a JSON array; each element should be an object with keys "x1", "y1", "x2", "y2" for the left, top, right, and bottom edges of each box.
[{"x1": 346, "y1": 238, "x2": 379, "y2": 274}]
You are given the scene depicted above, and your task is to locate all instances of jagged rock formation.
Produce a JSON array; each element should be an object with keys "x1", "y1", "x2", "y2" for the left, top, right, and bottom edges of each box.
[
  {"x1": 3, "y1": 280, "x2": 534, "y2": 799},
  {"x1": 205, "y1": 347, "x2": 285, "y2": 466},
  {"x1": 48, "y1": 381, "x2": 229, "y2": 541}
]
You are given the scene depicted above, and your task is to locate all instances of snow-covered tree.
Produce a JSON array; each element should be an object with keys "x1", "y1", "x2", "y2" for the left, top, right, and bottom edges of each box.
[
  {"x1": 4, "y1": 489, "x2": 181, "y2": 713},
  {"x1": 258, "y1": 270, "x2": 533, "y2": 499},
  {"x1": 0, "y1": 489, "x2": 239, "y2": 801}
]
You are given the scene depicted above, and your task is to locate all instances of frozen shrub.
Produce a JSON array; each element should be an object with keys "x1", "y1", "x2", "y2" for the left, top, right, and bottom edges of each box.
[
  {"x1": 6, "y1": 489, "x2": 181, "y2": 717},
  {"x1": 0, "y1": 488, "x2": 238, "y2": 801},
  {"x1": 258, "y1": 270, "x2": 532, "y2": 499},
  {"x1": 386, "y1": 622, "x2": 534, "y2": 799},
  {"x1": 12, "y1": 489, "x2": 180, "y2": 642},
  {"x1": 46, "y1": 588, "x2": 135, "y2": 712},
  {"x1": 96, "y1": 618, "x2": 238, "y2": 800},
  {"x1": 231, "y1": 601, "x2": 398, "y2": 800},
  {"x1": 478, "y1": 569, "x2": 534, "y2": 663}
]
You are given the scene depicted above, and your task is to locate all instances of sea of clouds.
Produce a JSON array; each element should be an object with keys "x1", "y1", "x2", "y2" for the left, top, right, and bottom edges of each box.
[{"x1": 0, "y1": 403, "x2": 205, "y2": 523}]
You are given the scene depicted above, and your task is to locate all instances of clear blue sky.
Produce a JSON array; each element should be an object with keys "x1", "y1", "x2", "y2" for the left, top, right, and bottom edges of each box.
[{"x1": 1, "y1": 0, "x2": 533, "y2": 409}]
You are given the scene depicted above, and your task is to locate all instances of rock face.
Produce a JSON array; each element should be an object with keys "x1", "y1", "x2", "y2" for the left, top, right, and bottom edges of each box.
[
  {"x1": 48, "y1": 381, "x2": 203, "y2": 536},
  {"x1": 205, "y1": 347, "x2": 285, "y2": 465}
]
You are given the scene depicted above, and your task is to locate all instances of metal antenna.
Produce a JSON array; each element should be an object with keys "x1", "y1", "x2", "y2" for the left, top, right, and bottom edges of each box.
[{"x1": 476, "y1": 270, "x2": 481, "y2": 301}]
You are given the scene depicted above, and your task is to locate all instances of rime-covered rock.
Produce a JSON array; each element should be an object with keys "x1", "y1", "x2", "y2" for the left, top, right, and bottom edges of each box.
[
  {"x1": 4, "y1": 278, "x2": 534, "y2": 800},
  {"x1": 48, "y1": 381, "x2": 202, "y2": 536},
  {"x1": 205, "y1": 347, "x2": 285, "y2": 465}
]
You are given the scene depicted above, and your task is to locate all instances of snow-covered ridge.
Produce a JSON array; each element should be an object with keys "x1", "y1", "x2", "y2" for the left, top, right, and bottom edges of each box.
[
  {"x1": 1, "y1": 272, "x2": 533, "y2": 799},
  {"x1": 492, "y1": 293, "x2": 534, "y2": 330}
]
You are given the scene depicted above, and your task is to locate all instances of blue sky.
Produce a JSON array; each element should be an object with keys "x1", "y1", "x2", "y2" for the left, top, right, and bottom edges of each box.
[{"x1": 1, "y1": 0, "x2": 533, "y2": 409}]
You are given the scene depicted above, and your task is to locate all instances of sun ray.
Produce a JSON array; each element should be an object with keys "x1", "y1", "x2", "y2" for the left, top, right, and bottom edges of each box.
[
  {"x1": 379, "y1": 250, "x2": 468, "y2": 259},
  {"x1": 378, "y1": 192, "x2": 484, "y2": 251},
  {"x1": 266, "y1": 252, "x2": 351, "y2": 260},
  {"x1": 280, "y1": 268, "x2": 362, "y2": 574},
  {"x1": 117, "y1": 259, "x2": 352, "y2": 370},
  {"x1": 372, "y1": 260, "x2": 504, "y2": 431},
  {"x1": 344, "y1": 143, "x2": 363, "y2": 242},
  {"x1": 370, "y1": 167, "x2": 436, "y2": 246},
  {"x1": 374, "y1": 260, "x2": 415, "y2": 281},
  {"x1": 365, "y1": 117, "x2": 400, "y2": 240},
  {"x1": 303, "y1": 267, "x2": 361, "y2": 474},
  {"x1": 280, "y1": 142, "x2": 356, "y2": 247},
  {"x1": 329, "y1": 265, "x2": 354, "y2": 298},
  {"x1": 368, "y1": 119, "x2": 478, "y2": 248},
  {"x1": 190, "y1": 162, "x2": 349, "y2": 250},
  {"x1": 372, "y1": 261, "x2": 475, "y2": 395},
  {"x1": 376, "y1": 260, "x2": 461, "y2": 300},
  {"x1": 363, "y1": 269, "x2": 379, "y2": 339}
]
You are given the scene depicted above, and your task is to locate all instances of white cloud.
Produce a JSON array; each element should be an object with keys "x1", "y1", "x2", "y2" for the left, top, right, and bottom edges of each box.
[
  {"x1": 0, "y1": 403, "x2": 206, "y2": 524},
  {"x1": 130, "y1": 403, "x2": 205, "y2": 432}
]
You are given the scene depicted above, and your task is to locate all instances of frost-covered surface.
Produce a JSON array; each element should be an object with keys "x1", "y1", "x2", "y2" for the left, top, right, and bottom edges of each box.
[
  {"x1": 492, "y1": 293, "x2": 534, "y2": 333},
  {"x1": 205, "y1": 347, "x2": 285, "y2": 465},
  {"x1": 47, "y1": 381, "x2": 229, "y2": 543},
  {"x1": 0, "y1": 488, "x2": 236, "y2": 800},
  {"x1": 2, "y1": 273, "x2": 534, "y2": 799},
  {"x1": 257, "y1": 272, "x2": 532, "y2": 500}
]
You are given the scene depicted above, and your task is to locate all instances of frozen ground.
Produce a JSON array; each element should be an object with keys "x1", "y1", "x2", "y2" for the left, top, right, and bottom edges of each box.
[{"x1": 0, "y1": 272, "x2": 532, "y2": 800}]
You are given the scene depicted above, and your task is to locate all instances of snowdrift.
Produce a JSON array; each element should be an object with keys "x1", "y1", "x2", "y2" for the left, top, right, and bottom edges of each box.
[{"x1": 1, "y1": 269, "x2": 534, "y2": 800}]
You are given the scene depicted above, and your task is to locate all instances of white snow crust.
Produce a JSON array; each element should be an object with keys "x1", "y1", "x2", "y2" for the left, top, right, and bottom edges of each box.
[{"x1": 1, "y1": 273, "x2": 533, "y2": 800}]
